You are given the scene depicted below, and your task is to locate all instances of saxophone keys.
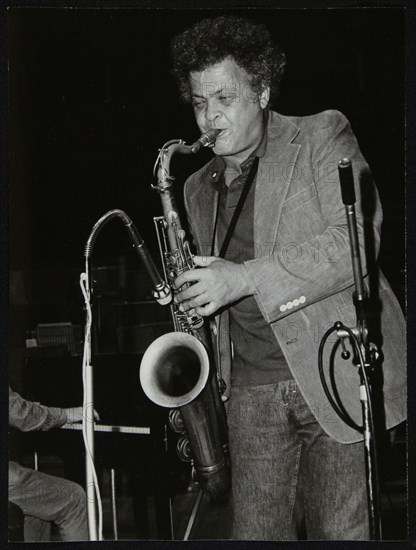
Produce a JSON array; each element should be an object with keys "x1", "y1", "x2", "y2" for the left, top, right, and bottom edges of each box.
[
  {"x1": 217, "y1": 377, "x2": 227, "y2": 395},
  {"x1": 176, "y1": 434, "x2": 193, "y2": 463},
  {"x1": 168, "y1": 409, "x2": 186, "y2": 433}
]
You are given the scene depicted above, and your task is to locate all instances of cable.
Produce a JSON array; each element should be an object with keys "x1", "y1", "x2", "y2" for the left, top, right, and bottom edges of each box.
[
  {"x1": 318, "y1": 325, "x2": 357, "y2": 428},
  {"x1": 80, "y1": 270, "x2": 103, "y2": 540},
  {"x1": 318, "y1": 322, "x2": 381, "y2": 536},
  {"x1": 318, "y1": 323, "x2": 377, "y2": 436}
]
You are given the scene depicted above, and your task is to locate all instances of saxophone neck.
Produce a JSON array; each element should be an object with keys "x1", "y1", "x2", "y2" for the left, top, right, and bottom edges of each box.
[
  {"x1": 189, "y1": 128, "x2": 221, "y2": 153},
  {"x1": 153, "y1": 130, "x2": 221, "y2": 192},
  {"x1": 153, "y1": 140, "x2": 182, "y2": 192}
]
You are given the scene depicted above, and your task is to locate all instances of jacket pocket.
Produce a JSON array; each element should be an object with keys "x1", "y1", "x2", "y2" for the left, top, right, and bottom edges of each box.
[{"x1": 281, "y1": 183, "x2": 318, "y2": 213}]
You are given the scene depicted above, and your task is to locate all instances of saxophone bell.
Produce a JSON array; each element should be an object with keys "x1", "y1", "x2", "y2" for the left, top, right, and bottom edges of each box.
[
  {"x1": 140, "y1": 331, "x2": 230, "y2": 498},
  {"x1": 140, "y1": 332, "x2": 210, "y2": 409}
]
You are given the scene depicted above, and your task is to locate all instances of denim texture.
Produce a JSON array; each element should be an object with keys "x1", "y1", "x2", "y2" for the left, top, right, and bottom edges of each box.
[
  {"x1": 227, "y1": 380, "x2": 370, "y2": 540},
  {"x1": 9, "y1": 462, "x2": 88, "y2": 541}
]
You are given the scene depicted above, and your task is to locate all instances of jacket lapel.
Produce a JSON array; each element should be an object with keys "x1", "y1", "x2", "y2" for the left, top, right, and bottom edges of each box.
[
  {"x1": 187, "y1": 112, "x2": 301, "y2": 258},
  {"x1": 254, "y1": 111, "x2": 301, "y2": 254},
  {"x1": 186, "y1": 158, "x2": 219, "y2": 255}
]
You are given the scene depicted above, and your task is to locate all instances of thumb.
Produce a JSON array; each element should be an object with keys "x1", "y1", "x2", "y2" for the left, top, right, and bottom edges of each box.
[{"x1": 193, "y1": 255, "x2": 218, "y2": 267}]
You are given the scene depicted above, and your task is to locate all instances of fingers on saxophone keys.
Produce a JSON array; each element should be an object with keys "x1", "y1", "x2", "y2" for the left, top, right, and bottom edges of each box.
[
  {"x1": 195, "y1": 303, "x2": 215, "y2": 317},
  {"x1": 173, "y1": 292, "x2": 186, "y2": 306},
  {"x1": 177, "y1": 294, "x2": 209, "y2": 312},
  {"x1": 177, "y1": 300, "x2": 195, "y2": 312},
  {"x1": 174, "y1": 283, "x2": 200, "y2": 304},
  {"x1": 174, "y1": 270, "x2": 198, "y2": 290}
]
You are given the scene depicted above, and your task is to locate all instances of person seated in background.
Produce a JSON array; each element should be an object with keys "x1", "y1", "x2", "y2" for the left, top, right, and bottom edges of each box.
[
  {"x1": 8, "y1": 386, "x2": 99, "y2": 541},
  {"x1": 8, "y1": 501, "x2": 24, "y2": 542}
]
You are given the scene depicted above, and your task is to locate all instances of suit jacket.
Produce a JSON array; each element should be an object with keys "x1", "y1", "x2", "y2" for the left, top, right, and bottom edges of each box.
[
  {"x1": 9, "y1": 387, "x2": 68, "y2": 487},
  {"x1": 9, "y1": 387, "x2": 68, "y2": 432},
  {"x1": 184, "y1": 109, "x2": 406, "y2": 443}
]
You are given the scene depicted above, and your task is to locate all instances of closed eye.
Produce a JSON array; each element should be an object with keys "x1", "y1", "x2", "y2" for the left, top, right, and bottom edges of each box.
[
  {"x1": 219, "y1": 95, "x2": 234, "y2": 105},
  {"x1": 192, "y1": 98, "x2": 206, "y2": 110}
]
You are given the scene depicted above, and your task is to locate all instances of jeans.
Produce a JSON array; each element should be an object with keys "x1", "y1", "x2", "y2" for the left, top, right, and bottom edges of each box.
[
  {"x1": 227, "y1": 379, "x2": 369, "y2": 540},
  {"x1": 9, "y1": 462, "x2": 88, "y2": 541}
]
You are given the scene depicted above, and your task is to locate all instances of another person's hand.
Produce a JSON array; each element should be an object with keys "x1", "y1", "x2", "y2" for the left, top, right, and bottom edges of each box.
[
  {"x1": 64, "y1": 407, "x2": 100, "y2": 424},
  {"x1": 173, "y1": 256, "x2": 255, "y2": 317}
]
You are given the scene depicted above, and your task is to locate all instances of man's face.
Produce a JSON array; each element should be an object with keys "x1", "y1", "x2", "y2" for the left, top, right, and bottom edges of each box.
[{"x1": 189, "y1": 57, "x2": 269, "y2": 162}]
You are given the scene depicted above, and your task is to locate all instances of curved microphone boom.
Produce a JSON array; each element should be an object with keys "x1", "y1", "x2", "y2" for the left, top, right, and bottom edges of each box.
[
  {"x1": 84, "y1": 209, "x2": 172, "y2": 305},
  {"x1": 81, "y1": 208, "x2": 172, "y2": 540}
]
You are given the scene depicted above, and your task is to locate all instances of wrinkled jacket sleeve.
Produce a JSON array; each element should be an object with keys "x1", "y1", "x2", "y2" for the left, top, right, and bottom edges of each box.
[
  {"x1": 244, "y1": 111, "x2": 382, "y2": 324},
  {"x1": 9, "y1": 387, "x2": 67, "y2": 432}
]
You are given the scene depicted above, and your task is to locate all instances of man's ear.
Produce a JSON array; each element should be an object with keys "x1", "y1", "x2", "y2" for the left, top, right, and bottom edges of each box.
[{"x1": 259, "y1": 86, "x2": 270, "y2": 109}]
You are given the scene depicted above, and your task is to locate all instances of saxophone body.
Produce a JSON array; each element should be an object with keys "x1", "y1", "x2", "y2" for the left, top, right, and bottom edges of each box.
[{"x1": 140, "y1": 130, "x2": 231, "y2": 498}]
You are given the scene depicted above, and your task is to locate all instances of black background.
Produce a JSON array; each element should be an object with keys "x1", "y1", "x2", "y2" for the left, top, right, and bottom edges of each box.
[
  {"x1": 3, "y1": 3, "x2": 414, "y2": 546},
  {"x1": 8, "y1": 7, "x2": 405, "y2": 305}
]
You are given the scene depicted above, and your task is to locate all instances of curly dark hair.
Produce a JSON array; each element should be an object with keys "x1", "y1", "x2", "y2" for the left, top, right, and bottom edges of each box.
[{"x1": 171, "y1": 15, "x2": 286, "y2": 105}]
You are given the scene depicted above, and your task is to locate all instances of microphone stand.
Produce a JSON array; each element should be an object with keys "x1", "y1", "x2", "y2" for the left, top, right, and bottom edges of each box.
[
  {"x1": 81, "y1": 209, "x2": 172, "y2": 540},
  {"x1": 79, "y1": 268, "x2": 98, "y2": 540},
  {"x1": 319, "y1": 159, "x2": 382, "y2": 539}
]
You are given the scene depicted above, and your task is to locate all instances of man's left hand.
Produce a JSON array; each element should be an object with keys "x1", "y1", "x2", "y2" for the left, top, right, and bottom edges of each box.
[{"x1": 173, "y1": 256, "x2": 255, "y2": 317}]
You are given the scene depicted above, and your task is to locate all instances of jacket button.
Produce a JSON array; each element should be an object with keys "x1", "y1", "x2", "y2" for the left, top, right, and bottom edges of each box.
[
  {"x1": 286, "y1": 302, "x2": 293, "y2": 309},
  {"x1": 279, "y1": 304, "x2": 287, "y2": 312},
  {"x1": 293, "y1": 299, "x2": 299, "y2": 306},
  {"x1": 299, "y1": 296, "x2": 306, "y2": 304}
]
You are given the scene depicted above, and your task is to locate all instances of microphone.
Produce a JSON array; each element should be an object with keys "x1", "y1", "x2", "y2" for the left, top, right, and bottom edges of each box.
[
  {"x1": 338, "y1": 158, "x2": 356, "y2": 205},
  {"x1": 190, "y1": 129, "x2": 221, "y2": 153},
  {"x1": 124, "y1": 219, "x2": 172, "y2": 305},
  {"x1": 336, "y1": 159, "x2": 365, "y2": 300},
  {"x1": 84, "y1": 209, "x2": 172, "y2": 306}
]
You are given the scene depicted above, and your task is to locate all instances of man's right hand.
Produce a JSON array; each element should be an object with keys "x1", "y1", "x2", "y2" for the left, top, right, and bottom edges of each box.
[{"x1": 64, "y1": 406, "x2": 100, "y2": 424}]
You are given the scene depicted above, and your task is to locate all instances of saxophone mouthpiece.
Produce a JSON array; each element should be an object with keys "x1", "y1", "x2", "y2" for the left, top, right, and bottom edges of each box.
[{"x1": 190, "y1": 129, "x2": 221, "y2": 153}]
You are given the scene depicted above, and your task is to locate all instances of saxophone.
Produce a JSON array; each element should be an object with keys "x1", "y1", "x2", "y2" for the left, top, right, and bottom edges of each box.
[{"x1": 140, "y1": 129, "x2": 231, "y2": 499}]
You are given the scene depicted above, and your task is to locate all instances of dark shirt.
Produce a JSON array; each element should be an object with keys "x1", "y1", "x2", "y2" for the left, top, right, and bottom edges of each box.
[{"x1": 210, "y1": 124, "x2": 292, "y2": 386}]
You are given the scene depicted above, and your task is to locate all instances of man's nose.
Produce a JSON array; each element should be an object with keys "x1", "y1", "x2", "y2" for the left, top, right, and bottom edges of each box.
[{"x1": 205, "y1": 101, "x2": 221, "y2": 123}]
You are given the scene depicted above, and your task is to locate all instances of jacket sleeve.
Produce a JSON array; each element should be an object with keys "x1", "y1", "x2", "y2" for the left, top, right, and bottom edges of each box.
[
  {"x1": 244, "y1": 111, "x2": 383, "y2": 324},
  {"x1": 9, "y1": 386, "x2": 68, "y2": 432}
]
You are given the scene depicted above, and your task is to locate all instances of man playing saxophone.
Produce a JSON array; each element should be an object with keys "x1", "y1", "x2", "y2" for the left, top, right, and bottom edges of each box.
[{"x1": 170, "y1": 15, "x2": 406, "y2": 540}]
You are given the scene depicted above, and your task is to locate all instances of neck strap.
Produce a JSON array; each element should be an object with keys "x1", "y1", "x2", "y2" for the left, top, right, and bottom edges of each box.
[{"x1": 211, "y1": 156, "x2": 259, "y2": 258}]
